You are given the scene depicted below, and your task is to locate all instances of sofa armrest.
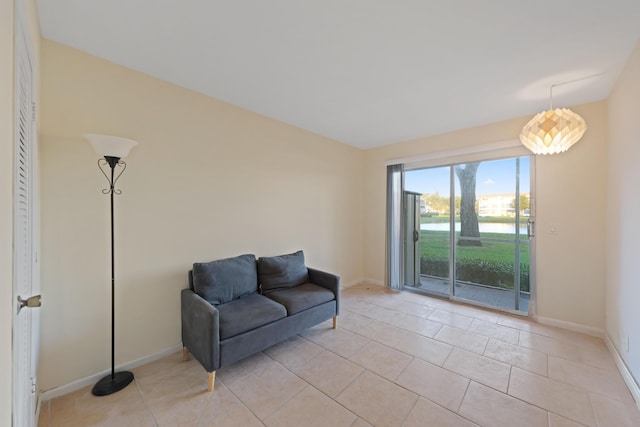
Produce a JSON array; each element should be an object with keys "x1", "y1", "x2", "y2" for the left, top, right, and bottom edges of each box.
[
  {"x1": 181, "y1": 288, "x2": 220, "y2": 372},
  {"x1": 307, "y1": 268, "x2": 340, "y2": 315}
]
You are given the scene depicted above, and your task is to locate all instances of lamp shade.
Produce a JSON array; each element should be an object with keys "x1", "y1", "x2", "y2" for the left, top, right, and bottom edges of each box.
[
  {"x1": 85, "y1": 134, "x2": 138, "y2": 159},
  {"x1": 519, "y1": 108, "x2": 587, "y2": 155}
]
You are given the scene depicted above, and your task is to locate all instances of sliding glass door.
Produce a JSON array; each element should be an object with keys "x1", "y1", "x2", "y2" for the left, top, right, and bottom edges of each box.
[{"x1": 403, "y1": 156, "x2": 532, "y2": 314}]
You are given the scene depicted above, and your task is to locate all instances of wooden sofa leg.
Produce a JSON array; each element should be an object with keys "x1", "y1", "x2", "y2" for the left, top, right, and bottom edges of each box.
[
  {"x1": 333, "y1": 316, "x2": 337, "y2": 329},
  {"x1": 183, "y1": 347, "x2": 188, "y2": 361},
  {"x1": 208, "y1": 371, "x2": 216, "y2": 391}
]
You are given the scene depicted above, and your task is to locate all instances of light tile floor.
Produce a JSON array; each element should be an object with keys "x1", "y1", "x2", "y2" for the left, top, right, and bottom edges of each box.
[{"x1": 39, "y1": 284, "x2": 640, "y2": 427}]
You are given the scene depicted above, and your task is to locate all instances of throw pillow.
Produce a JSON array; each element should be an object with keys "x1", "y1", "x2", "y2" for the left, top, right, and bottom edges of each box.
[
  {"x1": 192, "y1": 254, "x2": 257, "y2": 305},
  {"x1": 258, "y1": 250, "x2": 309, "y2": 294}
]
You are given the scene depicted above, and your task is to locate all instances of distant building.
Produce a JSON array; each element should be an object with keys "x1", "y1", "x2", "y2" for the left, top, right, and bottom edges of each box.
[{"x1": 478, "y1": 193, "x2": 529, "y2": 217}]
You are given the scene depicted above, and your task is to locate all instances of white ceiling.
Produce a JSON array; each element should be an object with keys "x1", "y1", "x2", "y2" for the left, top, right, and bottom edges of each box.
[{"x1": 37, "y1": 1, "x2": 640, "y2": 149}]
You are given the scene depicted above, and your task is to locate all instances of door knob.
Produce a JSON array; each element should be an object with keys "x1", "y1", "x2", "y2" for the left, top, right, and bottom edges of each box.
[{"x1": 17, "y1": 295, "x2": 41, "y2": 313}]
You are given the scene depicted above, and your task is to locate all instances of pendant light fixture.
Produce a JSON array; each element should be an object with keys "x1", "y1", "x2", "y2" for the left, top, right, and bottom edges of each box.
[{"x1": 519, "y1": 75, "x2": 600, "y2": 155}]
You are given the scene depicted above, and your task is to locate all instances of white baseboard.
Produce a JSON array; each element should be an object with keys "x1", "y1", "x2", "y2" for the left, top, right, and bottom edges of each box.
[
  {"x1": 39, "y1": 345, "x2": 183, "y2": 402},
  {"x1": 534, "y1": 315, "x2": 605, "y2": 338},
  {"x1": 605, "y1": 334, "x2": 640, "y2": 410}
]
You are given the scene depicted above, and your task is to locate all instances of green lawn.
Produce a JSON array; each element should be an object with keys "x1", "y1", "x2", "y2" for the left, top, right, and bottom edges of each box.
[
  {"x1": 419, "y1": 229, "x2": 530, "y2": 291},
  {"x1": 419, "y1": 230, "x2": 530, "y2": 264}
]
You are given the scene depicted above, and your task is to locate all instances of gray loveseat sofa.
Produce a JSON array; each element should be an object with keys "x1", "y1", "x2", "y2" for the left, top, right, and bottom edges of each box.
[{"x1": 181, "y1": 250, "x2": 340, "y2": 391}]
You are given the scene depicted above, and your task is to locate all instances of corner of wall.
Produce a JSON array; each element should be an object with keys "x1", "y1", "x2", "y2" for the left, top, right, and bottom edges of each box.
[{"x1": 605, "y1": 334, "x2": 640, "y2": 412}]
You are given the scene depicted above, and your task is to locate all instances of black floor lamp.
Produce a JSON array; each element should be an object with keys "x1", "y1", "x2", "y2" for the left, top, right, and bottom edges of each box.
[{"x1": 85, "y1": 134, "x2": 138, "y2": 396}]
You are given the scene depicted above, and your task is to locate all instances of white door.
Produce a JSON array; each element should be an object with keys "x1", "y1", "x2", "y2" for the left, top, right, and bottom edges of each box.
[{"x1": 12, "y1": 6, "x2": 40, "y2": 426}]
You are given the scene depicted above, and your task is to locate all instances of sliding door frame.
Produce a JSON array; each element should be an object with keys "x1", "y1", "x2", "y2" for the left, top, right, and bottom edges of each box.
[{"x1": 388, "y1": 140, "x2": 536, "y2": 316}]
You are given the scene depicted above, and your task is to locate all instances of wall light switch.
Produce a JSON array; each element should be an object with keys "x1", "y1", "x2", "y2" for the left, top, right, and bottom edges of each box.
[{"x1": 549, "y1": 223, "x2": 558, "y2": 234}]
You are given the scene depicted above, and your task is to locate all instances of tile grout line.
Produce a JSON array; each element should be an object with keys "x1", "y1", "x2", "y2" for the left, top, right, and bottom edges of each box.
[
  {"x1": 262, "y1": 336, "x2": 392, "y2": 422},
  {"x1": 133, "y1": 379, "x2": 160, "y2": 427},
  {"x1": 345, "y1": 304, "x2": 534, "y2": 357},
  {"x1": 347, "y1": 303, "x2": 542, "y2": 393},
  {"x1": 452, "y1": 378, "x2": 481, "y2": 426},
  {"x1": 327, "y1": 369, "x2": 371, "y2": 424},
  {"x1": 588, "y1": 392, "x2": 603, "y2": 427},
  {"x1": 275, "y1": 331, "x2": 423, "y2": 422},
  {"x1": 505, "y1": 369, "x2": 598, "y2": 427},
  {"x1": 397, "y1": 393, "x2": 420, "y2": 427},
  {"x1": 258, "y1": 350, "x2": 319, "y2": 421},
  {"x1": 216, "y1": 362, "x2": 269, "y2": 426}
]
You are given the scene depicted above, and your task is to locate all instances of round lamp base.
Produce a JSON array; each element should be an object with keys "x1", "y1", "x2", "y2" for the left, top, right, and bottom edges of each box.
[{"x1": 91, "y1": 371, "x2": 134, "y2": 396}]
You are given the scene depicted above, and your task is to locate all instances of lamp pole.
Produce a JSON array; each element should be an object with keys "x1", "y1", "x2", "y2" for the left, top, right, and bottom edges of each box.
[
  {"x1": 91, "y1": 155, "x2": 134, "y2": 396},
  {"x1": 85, "y1": 133, "x2": 138, "y2": 395},
  {"x1": 107, "y1": 156, "x2": 118, "y2": 384},
  {"x1": 110, "y1": 159, "x2": 115, "y2": 382}
]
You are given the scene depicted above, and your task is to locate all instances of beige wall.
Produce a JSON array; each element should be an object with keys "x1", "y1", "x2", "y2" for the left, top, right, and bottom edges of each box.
[
  {"x1": 534, "y1": 102, "x2": 606, "y2": 330},
  {"x1": 364, "y1": 101, "x2": 607, "y2": 331},
  {"x1": 38, "y1": 40, "x2": 364, "y2": 391},
  {"x1": 606, "y1": 40, "x2": 640, "y2": 385},
  {"x1": 533, "y1": 102, "x2": 607, "y2": 330},
  {"x1": 1, "y1": 0, "x2": 40, "y2": 425},
  {"x1": 0, "y1": 0, "x2": 15, "y2": 423}
]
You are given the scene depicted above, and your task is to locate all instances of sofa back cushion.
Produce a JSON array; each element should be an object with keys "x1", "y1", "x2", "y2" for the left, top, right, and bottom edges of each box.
[
  {"x1": 258, "y1": 250, "x2": 309, "y2": 294},
  {"x1": 192, "y1": 254, "x2": 258, "y2": 305}
]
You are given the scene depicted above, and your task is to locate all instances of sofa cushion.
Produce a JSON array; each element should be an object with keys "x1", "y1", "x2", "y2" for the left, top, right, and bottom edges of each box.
[
  {"x1": 217, "y1": 293, "x2": 287, "y2": 340},
  {"x1": 264, "y1": 283, "x2": 335, "y2": 315},
  {"x1": 258, "y1": 250, "x2": 309, "y2": 294},
  {"x1": 192, "y1": 254, "x2": 258, "y2": 305}
]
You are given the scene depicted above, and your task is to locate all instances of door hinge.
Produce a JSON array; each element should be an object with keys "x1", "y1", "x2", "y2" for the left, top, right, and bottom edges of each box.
[
  {"x1": 32, "y1": 102, "x2": 36, "y2": 121},
  {"x1": 31, "y1": 378, "x2": 36, "y2": 394}
]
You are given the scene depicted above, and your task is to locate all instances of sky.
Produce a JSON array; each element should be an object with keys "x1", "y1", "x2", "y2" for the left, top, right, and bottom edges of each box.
[{"x1": 404, "y1": 156, "x2": 531, "y2": 196}]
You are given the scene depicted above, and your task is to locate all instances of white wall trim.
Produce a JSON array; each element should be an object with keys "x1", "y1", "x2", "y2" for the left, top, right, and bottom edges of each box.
[
  {"x1": 39, "y1": 345, "x2": 183, "y2": 402},
  {"x1": 534, "y1": 315, "x2": 604, "y2": 338},
  {"x1": 605, "y1": 334, "x2": 640, "y2": 411}
]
